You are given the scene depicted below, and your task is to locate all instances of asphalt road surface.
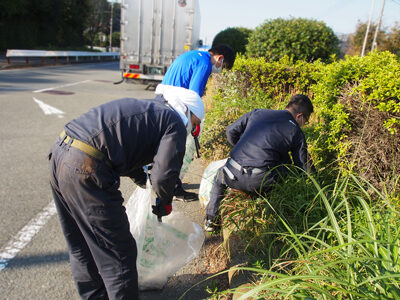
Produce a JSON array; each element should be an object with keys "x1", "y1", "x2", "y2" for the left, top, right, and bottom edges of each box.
[{"x1": 0, "y1": 62, "x2": 210, "y2": 299}]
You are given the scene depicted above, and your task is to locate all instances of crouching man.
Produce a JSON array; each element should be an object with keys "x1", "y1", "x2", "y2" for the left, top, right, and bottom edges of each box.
[
  {"x1": 49, "y1": 96, "x2": 203, "y2": 300},
  {"x1": 205, "y1": 94, "x2": 314, "y2": 232}
]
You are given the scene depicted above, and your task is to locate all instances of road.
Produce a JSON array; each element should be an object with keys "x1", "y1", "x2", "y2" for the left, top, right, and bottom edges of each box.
[{"x1": 0, "y1": 62, "x2": 211, "y2": 299}]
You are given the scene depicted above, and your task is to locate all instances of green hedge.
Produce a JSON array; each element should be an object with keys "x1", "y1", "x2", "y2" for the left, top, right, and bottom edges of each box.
[
  {"x1": 246, "y1": 17, "x2": 340, "y2": 63},
  {"x1": 201, "y1": 51, "x2": 400, "y2": 183}
]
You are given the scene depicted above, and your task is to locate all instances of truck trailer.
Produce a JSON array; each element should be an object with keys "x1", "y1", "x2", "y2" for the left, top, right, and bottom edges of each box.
[{"x1": 120, "y1": 0, "x2": 201, "y2": 82}]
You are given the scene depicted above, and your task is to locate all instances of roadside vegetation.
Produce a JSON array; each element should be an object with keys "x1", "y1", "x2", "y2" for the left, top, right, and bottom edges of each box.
[{"x1": 200, "y1": 50, "x2": 400, "y2": 298}]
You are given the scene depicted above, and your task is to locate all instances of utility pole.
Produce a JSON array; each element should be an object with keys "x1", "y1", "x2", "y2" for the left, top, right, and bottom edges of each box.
[
  {"x1": 109, "y1": 0, "x2": 114, "y2": 52},
  {"x1": 371, "y1": 0, "x2": 386, "y2": 51},
  {"x1": 361, "y1": 0, "x2": 376, "y2": 57}
]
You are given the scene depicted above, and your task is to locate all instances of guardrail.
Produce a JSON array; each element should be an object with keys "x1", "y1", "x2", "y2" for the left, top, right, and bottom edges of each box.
[{"x1": 5, "y1": 49, "x2": 120, "y2": 65}]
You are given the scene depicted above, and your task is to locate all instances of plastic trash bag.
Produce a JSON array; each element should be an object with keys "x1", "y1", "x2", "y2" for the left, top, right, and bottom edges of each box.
[
  {"x1": 199, "y1": 158, "x2": 228, "y2": 208},
  {"x1": 180, "y1": 122, "x2": 203, "y2": 179},
  {"x1": 125, "y1": 182, "x2": 205, "y2": 290},
  {"x1": 180, "y1": 136, "x2": 196, "y2": 179}
]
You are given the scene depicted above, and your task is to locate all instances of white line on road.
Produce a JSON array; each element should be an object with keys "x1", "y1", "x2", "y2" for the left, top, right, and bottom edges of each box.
[
  {"x1": 33, "y1": 80, "x2": 91, "y2": 93},
  {"x1": 0, "y1": 201, "x2": 56, "y2": 271},
  {"x1": 33, "y1": 97, "x2": 65, "y2": 118}
]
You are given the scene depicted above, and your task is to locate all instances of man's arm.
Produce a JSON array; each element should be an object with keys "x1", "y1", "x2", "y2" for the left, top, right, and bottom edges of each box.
[
  {"x1": 150, "y1": 124, "x2": 187, "y2": 204},
  {"x1": 226, "y1": 110, "x2": 255, "y2": 146},
  {"x1": 291, "y1": 129, "x2": 314, "y2": 172}
]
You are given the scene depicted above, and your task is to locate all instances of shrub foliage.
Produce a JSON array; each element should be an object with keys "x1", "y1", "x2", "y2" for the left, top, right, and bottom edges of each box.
[
  {"x1": 246, "y1": 17, "x2": 340, "y2": 62},
  {"x1": 202, "y1": 51, "x2": 400, "y2": 188}
]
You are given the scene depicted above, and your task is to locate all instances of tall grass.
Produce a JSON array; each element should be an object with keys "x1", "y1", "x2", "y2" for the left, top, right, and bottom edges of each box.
[{"x1": 220, "y1": 172, "x2": 400, "y2": 299}]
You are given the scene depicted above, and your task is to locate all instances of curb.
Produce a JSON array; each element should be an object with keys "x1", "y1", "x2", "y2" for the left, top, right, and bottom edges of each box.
[{"x1": 222, "y1": 227, "x2": 256, "y2": 299}]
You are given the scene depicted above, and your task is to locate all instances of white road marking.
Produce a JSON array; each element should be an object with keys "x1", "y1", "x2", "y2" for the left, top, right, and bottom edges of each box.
[
  {"x1": 33, "y1": 80, "x2": 91, "y2": 93},
  {"x1": 0, "y1": 201, "x2": 57, "y2": 271},
  {"x1": 33, "y1": 97, "x2": 65, "y2": 118}
]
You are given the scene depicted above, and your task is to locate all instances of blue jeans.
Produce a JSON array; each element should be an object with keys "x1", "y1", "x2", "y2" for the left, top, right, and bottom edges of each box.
[{"x1": 49, "y1": 139, "x2": 139, "y2": 300}]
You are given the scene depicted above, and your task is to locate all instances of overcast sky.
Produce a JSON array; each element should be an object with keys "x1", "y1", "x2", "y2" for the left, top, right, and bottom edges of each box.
[{"x1": 199, "y1": 0, "x2": 400, "y2": 45}]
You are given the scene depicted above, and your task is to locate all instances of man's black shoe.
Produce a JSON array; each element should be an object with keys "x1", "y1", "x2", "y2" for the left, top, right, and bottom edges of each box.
[
  {"x1": 173, "y1": 190, "x2": 198, "y2": 202},
  {"x1": 204, "y1": 218, "x2": 221, "y2": 233}
]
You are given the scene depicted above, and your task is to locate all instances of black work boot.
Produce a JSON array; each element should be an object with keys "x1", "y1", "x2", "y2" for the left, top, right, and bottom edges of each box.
[
  {"x1": 173, "y1": 186, "x2": 198, "y2": 202},
  {"x1": 203, "y1": 216, "x2": 221, "y2": 233}
]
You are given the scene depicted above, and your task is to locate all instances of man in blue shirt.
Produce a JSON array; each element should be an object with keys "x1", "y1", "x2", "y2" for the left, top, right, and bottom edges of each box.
[
  {"x1": 162, "y1": 44, "x2": 235, "y2": 97},
  {"x1": 157, "y1": 44, "x2": 236, "y2": 202}
]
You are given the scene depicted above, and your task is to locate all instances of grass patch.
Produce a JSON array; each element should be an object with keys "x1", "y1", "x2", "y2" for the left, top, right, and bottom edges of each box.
[{"x1": 218, "y1": 172, "x2": 400, "y2": 299}]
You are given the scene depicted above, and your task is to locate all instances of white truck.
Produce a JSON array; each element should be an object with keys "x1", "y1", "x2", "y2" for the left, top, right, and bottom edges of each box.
[{"x1": 120, "y1": 0, "x2": 201, "y2": 82}]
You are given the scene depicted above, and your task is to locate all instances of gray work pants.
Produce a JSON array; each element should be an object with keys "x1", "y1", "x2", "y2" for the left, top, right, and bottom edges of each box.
[
  {"x1": 49, "y1": 139, "x2": 139, "y2": 300},
  {"x1": 206, "y1": 162, "x2": 275, "y2": 219}
]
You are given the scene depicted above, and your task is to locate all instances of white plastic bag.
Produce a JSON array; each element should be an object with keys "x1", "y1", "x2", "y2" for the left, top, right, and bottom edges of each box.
[
  {"x1": 180, "y1": 136, "x2": 196, "y2": 179},
  {"x1": 125, "y1": 182, "x2": 205, "y2": 290},
  {"x1": 199, "y1": 158, "x2": 228, "y2": 208},
  {"x1": 180, "y1": 122, "x2": 204, "y2": 179}
]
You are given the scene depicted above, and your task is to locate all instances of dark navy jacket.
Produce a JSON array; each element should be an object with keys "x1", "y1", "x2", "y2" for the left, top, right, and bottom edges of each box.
[
  {"x1": 227, "y1": 109, "x2": 310, "y2": 172},
  {"x1": 64, "y1": 97, "x2": 187, "y2": 203}
]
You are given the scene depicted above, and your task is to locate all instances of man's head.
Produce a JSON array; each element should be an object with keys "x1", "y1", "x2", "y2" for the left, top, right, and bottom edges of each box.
[
  {"x1": 208, "y1": 44, "x2": 236, "y2": 71},
  {"x1": 285, "y1": 94, "x2": 314, "y2": 127}
]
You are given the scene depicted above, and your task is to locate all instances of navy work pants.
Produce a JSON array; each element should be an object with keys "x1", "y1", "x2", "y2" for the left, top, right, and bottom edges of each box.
[
  {"x1": 49, "y1": 139, "x2": 139, "y2": 300},
  {"x1": 206, "y1": 162, "x2": 275, "y2": 219}
]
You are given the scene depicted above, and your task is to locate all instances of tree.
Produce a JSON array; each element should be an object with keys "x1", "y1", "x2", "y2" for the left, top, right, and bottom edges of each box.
[
  {"x1": 112, "y1": 32, "x2": 120, "y2": 48},
  {"x1": 0, "y1": 0, "x2": 90, "y2": 50},
  {"x1": 84, "y1": 0, "x2": 109, "y2": 50},
  {"x1": 246, "y1": 18, "x2": 340, "y2": 62},
  {"x1": 212, "y1": 27, "x2": 253, "y2": 55},
  {"x1": 381, "y1": 22, "x2": 400, "y2": 56},
  {"x1": 347, "y1": 21, "x2": 386, "y2": 56},
  {"x1": 55, "y1": 0, "x2": 90, "y2": 48},
  {"x1": 346, "y1": 21, "x2": 400, "y2": 56}
]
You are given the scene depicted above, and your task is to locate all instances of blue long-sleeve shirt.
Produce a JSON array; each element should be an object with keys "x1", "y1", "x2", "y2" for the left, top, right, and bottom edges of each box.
[{"x1": 162, "y1": 50, "x2": 212, "y2": 97}]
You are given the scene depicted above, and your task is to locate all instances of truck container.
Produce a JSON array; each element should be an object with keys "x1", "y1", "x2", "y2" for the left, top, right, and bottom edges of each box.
[{"x1": 120, "y1": 0, "x2": 201, "y2": 82}]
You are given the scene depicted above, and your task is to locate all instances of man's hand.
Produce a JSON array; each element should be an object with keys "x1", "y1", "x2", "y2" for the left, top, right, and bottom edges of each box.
[
  {"x1": 191, "y1": 125, "x2": 201, "y2": 158},
  {"x1": 191, "y1": 124, "x2": 201, "y2": 138},
  {"x1": 152, "y1": 198, "x2": 172, "y2": 218}
]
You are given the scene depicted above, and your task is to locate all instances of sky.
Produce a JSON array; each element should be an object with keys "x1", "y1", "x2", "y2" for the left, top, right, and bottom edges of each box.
[{"x1": 198, "y1": 0, "x2": 400, "y2": 45}]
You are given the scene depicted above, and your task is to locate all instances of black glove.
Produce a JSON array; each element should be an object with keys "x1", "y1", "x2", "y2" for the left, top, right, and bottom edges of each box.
[
  {"x1": 130, "y1": 169, "x2": 147, "y2": 189},
  {"x1": 131, "y1": 177, "x2": 146, "y2": 189},
  {"x1": 152, "y1": 198, "x2": 172, "y2": 219}
]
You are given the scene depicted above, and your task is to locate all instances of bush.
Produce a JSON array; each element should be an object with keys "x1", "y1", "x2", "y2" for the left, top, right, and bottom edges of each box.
[
  {"x1": 310, "y1": 51, "x2": 400, "y2": 187},
  {"x1": 201, "y1": 54, "x2": 318, "y2": 162},
  {"x1": 212, "y1": 27, "x2": 253, "y2": 55},
  {"x1": 246, "y1": 17, "x2": 340, "y2": 63},
  {"x1": 202, "y1": 51, "x2": 400, "y2": 188}
]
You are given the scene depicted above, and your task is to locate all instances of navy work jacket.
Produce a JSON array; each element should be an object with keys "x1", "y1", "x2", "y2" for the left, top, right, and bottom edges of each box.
[
  {"x1": 228, "y1": 109, "x2": 310, "y2": 172},
  {"x1": 64, "y1": 97, "x2": 186, "y2": 203}
]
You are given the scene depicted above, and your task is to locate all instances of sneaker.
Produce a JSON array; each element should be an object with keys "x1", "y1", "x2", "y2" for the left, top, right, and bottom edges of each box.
[
  {"x1": 204, "y1": 218, "x2": 220, "y2": 233},
  {"x1": 173, "y1": 190, "x2": 198, "y2": 202}
]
